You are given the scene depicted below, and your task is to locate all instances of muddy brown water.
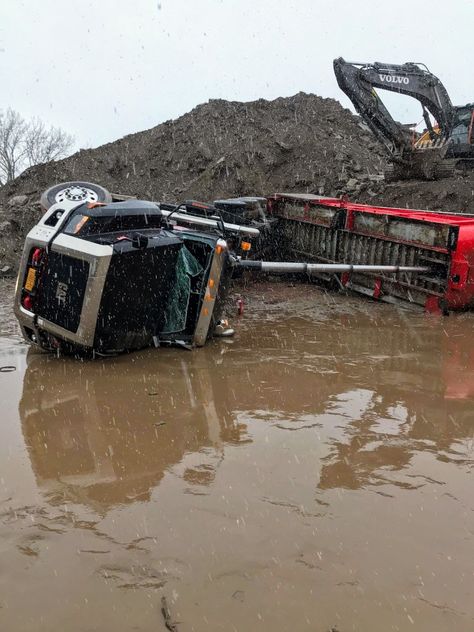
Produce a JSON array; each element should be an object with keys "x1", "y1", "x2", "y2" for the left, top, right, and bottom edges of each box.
[{"x1": 0, "y1": 278, "x2": 473, "y2": 631}]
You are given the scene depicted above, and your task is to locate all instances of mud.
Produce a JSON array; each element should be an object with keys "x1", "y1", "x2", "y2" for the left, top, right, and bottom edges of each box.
[{"x1": 1, "y1": 278, "x2": 474, "y2": 631}]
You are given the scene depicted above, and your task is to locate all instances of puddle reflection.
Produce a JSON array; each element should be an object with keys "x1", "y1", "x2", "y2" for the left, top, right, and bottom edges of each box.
[{"x1": 20, "y1": 348, "x2": 244, "y2": 511}]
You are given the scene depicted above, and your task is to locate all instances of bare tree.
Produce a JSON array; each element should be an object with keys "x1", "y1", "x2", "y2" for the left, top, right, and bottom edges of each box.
[
  {"x1": 24, "y1": 118, "x2": 74, "y2": 167},
  {"x1": 0, "y1": 108, "x2": 74, "y2": 186},
  {"x1": 0, "y1": 109, "x2": 27, "y2": 185}
]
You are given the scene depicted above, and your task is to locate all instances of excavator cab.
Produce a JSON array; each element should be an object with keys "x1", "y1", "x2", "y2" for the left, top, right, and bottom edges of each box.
[
  {"x1": 415, "y1": 106, "x2": 474, "y2": 151},
  {"x1": 448, "y1": 105, "x2": 474, "y2": 156}
]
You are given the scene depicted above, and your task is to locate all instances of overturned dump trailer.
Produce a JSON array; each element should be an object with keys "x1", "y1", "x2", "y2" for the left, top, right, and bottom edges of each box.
[{"x1": 267, "y1": 193, "x2": 474, "y2": 312}]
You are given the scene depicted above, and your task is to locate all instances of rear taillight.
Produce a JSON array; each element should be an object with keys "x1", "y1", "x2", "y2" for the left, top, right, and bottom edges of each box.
[
  {"x1": 22, "y1": 294, "x2": 33, "y2": 310},
  {"x1": 31, "y1": 247, "x2": 44, "y2": 265},
  {"x1": 21, "y1": 247, "x2": 46, "y2": 311}
]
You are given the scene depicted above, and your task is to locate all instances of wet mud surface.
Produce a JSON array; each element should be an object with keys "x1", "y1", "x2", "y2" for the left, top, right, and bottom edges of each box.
[{"x1": 1, "y1": 279, "x2": 474, "y2": 631}]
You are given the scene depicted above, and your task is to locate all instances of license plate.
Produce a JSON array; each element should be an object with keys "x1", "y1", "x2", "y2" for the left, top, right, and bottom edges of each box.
[{"x1": 25, "y1": 267, "x2": 36, "y2": 291}]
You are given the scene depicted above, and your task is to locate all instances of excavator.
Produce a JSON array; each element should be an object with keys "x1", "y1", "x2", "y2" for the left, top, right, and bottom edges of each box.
[{"x1": 333, "y1": 58, "x2": 474, "y2": 181}]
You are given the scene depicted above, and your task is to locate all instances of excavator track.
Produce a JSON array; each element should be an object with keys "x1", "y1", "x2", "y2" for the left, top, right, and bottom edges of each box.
[
  {"x1": 384, "y1": 159, "x2": 457, "y2": 182},
  {"x1": 383, "y1": 164, "x2": 404, "y2": 182},
  {"x1": 384, "y1": 147, "x2": 458, "y2": 182},
  {"x1": 434, "y1": 159, "x2": 456, "y2": 179}
]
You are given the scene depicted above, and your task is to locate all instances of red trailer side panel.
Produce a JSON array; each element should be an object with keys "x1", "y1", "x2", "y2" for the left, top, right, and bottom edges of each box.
[{"x1": 268, "y1": 193, "x2": 474, "y2": 311}]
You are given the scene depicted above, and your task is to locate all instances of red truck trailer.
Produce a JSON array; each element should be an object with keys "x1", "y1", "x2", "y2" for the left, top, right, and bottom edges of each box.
[{"x1": 267, "y1": 193, "x2": 474, "y2": 312}]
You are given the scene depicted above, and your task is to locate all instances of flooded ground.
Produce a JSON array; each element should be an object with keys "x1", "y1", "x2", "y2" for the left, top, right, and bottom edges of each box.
[{"x1": 1, "y1": 277, "x2": 473, "y2": 631}]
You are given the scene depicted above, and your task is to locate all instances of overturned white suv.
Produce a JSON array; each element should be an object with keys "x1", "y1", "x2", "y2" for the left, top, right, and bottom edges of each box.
[{"x1": 14, "y1": 181, "x2": 260, "y2": 356}]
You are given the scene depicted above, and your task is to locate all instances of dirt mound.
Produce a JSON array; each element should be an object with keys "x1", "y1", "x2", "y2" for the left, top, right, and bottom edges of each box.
[
  {"x1": 2, "y1": 92, "x2": 384, "y2": 202},
  {"x1": 0, "y1": 92, "x2": 385, "y2": 272}
]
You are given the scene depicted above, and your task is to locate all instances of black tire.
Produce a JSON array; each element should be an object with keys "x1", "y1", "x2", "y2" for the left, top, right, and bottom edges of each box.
[{"x1": 40, "y1": 181, "x2": 112, "y2": 211}]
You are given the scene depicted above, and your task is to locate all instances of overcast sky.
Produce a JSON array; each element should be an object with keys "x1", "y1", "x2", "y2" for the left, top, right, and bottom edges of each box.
[{"x1": 2, "y1": 0, "x2": 473, "y2": 151}]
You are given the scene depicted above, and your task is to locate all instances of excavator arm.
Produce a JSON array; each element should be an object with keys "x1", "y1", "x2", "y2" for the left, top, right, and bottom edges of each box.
[{"x1": 333, "y1": 58, "x2": 457, "y2": 178}]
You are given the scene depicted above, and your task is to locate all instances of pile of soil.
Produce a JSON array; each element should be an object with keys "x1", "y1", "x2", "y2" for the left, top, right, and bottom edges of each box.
[
  {"x1": 0, "y1": 92, "x2": 384, "y2": 273},
  {"x1": 2, "y1": 92, "x2": 386, "y2": 202},
  {"x1": 1, "y1": 91, "x2": 474, "y2": 274}
]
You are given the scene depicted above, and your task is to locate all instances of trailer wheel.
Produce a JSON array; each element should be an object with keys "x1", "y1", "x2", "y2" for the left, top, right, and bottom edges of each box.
[{"x1": 40, "y1": 181, "x2": 112, "y2": 211}]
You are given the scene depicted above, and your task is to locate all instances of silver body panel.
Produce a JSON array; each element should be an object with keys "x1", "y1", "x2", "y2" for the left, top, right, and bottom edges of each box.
[{"x1": 15, "y1": 201, "x2": 113, "y2": 350}]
